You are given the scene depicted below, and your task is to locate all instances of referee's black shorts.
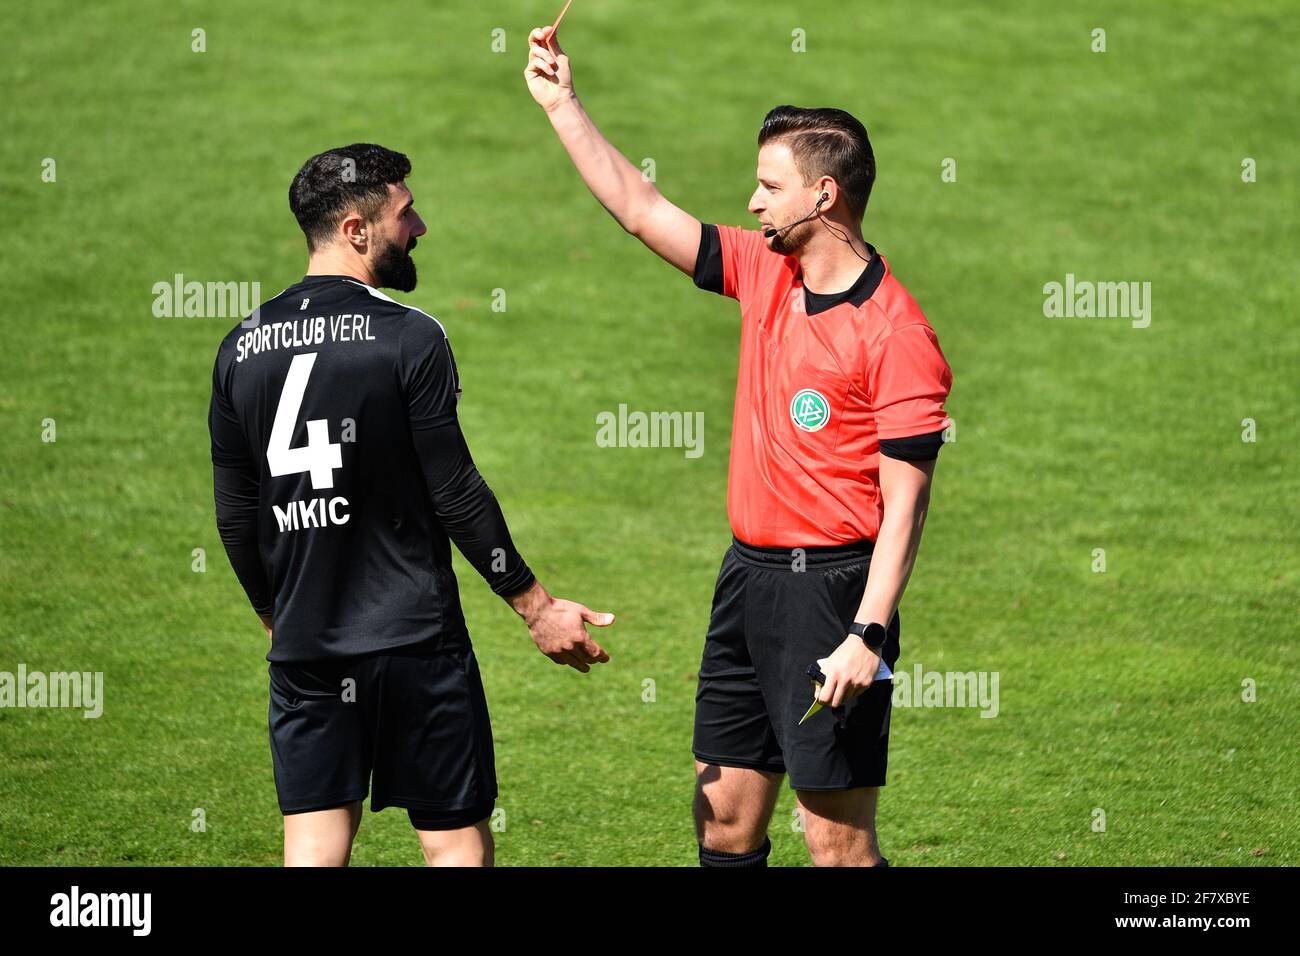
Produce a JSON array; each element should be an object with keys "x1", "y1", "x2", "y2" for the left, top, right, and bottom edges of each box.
[
  {"x1": 268, "y1": 633, "x2": 496, "y2": 830},
  {"x1": 692, "y1": 537, "x2": 901, "y2": 791}
]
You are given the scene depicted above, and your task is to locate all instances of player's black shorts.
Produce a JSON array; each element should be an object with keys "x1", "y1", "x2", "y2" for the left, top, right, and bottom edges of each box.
[
  {"x1": 692, "y1": 537, "x2": 901, "y2": 791},
  {"x1": 268, "y1": 633, "x2": 496, "y2": 830}
]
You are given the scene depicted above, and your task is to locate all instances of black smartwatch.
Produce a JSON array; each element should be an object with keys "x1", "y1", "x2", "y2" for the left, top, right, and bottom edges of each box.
[{"x1": 849, "y1": 621, "x2": 888, "y2": 653}]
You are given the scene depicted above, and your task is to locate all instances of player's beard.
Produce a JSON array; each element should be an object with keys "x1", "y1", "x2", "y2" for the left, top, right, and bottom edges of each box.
[
  {"x1": 372, "y1": 235, "x2": 418, "y2": 292},
  {"x1": 767, "y1": 216, "x2": 817, "y2": 257}
]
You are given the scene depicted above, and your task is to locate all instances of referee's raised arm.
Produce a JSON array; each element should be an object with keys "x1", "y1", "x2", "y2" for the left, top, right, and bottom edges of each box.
[{"x1": 525, "y1": 25, "x2": 701, "y2": 276}]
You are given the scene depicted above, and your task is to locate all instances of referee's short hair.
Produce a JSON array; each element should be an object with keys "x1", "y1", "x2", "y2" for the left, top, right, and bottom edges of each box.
[
  {"x1": 758, "y1": 107, "x2": 875, "y2": 222},
  {"x1": 289, "y1": 143, "x2": 412, "y2": 251}
]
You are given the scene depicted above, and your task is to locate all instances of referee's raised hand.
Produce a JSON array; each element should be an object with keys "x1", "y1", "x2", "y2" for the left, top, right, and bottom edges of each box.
[
  {"x1": 508, "y1": 580, "x2": 614, "y2": 673},
  {"x1": 524, "y1": 25, "x2": 574, "y2": 112}
]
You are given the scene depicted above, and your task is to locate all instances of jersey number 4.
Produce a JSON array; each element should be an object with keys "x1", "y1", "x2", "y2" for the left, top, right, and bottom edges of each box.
[{"x1": 267, "y1": 352, "x2": 343, "y2": 489}]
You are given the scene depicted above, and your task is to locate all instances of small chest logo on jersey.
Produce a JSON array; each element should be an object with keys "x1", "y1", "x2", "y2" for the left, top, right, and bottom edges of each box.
[{"x1": 790, "y1": 389, "x2": 831, "y2": 432}]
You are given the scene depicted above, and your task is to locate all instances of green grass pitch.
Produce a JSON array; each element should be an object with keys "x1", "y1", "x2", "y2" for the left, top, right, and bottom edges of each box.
[{"x1": 1, "y1": 0, "x2": 1296, "y2": 865}]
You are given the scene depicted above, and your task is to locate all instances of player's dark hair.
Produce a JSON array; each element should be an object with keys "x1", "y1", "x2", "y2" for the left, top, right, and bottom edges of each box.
[
  {"x1": 289, "y1": 143, "x2": 412, "y2": 251},
  {"x1": 758, "y1": 106, "x2": 875, "y2": 222}
]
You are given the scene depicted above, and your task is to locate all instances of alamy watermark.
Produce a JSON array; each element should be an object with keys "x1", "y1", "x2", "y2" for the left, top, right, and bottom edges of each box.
[
  {"x1": 1042, "y1": 274, "x2": 1151, "y2": 328},
  {"x1": 152, "y1": 273, "x2": 260, "y2": 323},
  {"x1": 49, "y1": 886, "x2": 149, "y2": 935},
  {"x1": 891, "y1": 665, "x2": 999, "y2": 717},
  {"x1": 1, "y1": 665, "x2": 103, "y2": 718},
  {"x1": 595, "y1": 404, "x2": 704, "y2": 459}
]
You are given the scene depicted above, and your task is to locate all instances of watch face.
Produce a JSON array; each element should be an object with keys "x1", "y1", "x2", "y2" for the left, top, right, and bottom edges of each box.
[{"x1": 861, "y1": 622, "x2": 887, "y2": 650}]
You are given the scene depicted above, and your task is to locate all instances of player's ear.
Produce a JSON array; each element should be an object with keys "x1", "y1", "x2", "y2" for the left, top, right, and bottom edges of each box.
[{"x1": 339, "y1": 211, "x2": 369, "y2": 252}]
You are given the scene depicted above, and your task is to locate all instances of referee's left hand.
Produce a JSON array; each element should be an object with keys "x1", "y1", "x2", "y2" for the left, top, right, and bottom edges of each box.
[{"x1": 818, "y1": 636, "x2": 881, "y2": 708}]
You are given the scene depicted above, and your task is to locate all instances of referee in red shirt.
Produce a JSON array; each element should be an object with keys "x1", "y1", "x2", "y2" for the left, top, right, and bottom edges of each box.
[{"x1": 526, "y1": 29, "x2": 953, "y2": 867}]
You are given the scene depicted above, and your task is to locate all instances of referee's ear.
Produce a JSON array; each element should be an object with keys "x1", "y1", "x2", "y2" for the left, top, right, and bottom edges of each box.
[{"x1": 814, "y1": 178, "x2": 838, "y2": 214}]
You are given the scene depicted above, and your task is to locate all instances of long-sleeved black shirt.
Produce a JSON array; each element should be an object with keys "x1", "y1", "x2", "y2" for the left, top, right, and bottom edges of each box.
[{"x1": 208, "y1": 274, "x2": 534, "y2": 663}]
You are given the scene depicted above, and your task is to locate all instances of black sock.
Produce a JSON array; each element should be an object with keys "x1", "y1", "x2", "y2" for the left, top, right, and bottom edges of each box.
[
  {"x1": 873, "y1": 856, "x2": 890, "y2": 868},
  {"x1": 699, "y1": 836, "x2": 771, "y2": 868}
]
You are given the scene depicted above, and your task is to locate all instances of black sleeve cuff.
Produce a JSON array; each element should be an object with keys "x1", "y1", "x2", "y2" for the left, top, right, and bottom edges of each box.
[
  {"x1": 492, "y1": 566, "x2": 537, "y2": 599},
  {"x1": 693, "y1": 222, "x2": 724, "y2": 295},
  {"x1": 879, "y1": 428, "x2": 947, "y2": 461}
]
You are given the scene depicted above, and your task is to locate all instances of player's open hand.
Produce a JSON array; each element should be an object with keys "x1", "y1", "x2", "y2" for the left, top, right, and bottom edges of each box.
[
  {"x1": 817, "y1": 635, "x2": 880, "y2": 708},
  {"x1": 530, "y1": 597, "x2": 613, "y2": 672},
  {"x1": 524, "y1": 26, "x2": 574, "y2": 112},
  {"x1": 511, "y1": 582, "x2": 613, "y2": 672}
]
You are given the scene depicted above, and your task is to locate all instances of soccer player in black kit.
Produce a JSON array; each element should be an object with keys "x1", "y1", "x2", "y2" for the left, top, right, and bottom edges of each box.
[{"x1": 209, "y1": 144, "x2": 615, "y2": 867}]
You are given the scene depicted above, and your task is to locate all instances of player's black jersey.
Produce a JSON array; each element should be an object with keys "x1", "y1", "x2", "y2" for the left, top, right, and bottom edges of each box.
[{"x1": 209, "y1": 274, "x2": 534, "y2": 663}]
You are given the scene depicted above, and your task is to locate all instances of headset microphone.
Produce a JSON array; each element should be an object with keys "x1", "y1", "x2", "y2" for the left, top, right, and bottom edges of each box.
[{"x1": 763, "y1": 193, "x2": 829, "y2": 239}]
